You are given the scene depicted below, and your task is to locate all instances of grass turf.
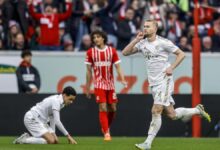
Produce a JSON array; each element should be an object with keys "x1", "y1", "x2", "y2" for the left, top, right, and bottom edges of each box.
[{"x1": 0, "y1": 136, "x2": 220, "y2": 150}]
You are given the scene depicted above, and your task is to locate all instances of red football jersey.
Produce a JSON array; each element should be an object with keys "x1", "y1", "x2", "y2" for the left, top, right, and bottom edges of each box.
[{"x1": 85, "y1": 46, "x2": 120, "y2": 90}]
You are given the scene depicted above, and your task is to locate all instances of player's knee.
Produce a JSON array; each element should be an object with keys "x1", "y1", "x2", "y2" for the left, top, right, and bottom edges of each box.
[
  {"x1": 152, "y1": 108, "x2": 163, "y2": 115},
  {"x1": 46, "y1": 138, "x2": 56, "y2": 144},
  {"x1": 167, "y1": 113, "x2": 176, "y2": 120}
]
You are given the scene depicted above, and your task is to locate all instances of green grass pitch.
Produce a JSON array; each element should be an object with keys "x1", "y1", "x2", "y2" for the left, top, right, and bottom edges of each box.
[{"x1": 0, "y1": 136, "x2": 220, "y2": 150}]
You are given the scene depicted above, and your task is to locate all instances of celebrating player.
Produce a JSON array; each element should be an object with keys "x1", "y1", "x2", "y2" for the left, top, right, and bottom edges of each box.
[{"x1": 122, "y1": 19, "x2": 211, "y2": 150}]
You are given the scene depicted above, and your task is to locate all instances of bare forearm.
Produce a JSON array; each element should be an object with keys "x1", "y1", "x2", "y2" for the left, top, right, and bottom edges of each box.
[
  {"x1": 116, "y1": 64, "x2": 125, "y2": 81},
  {"x1": 122, "y1": 38, "x2": 139, "y2": 56},
  {"x1": 171, "y1": 51, "x2": 185, "y2": 70},
  {"x1": 86, "y1": 71, "x2": 92, "y2": 89}
]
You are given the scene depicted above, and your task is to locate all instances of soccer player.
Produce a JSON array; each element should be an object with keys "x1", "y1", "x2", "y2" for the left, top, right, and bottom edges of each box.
[
  {"x1": 85, "y1": 30, "x2": 127, "y2": 141},
  {"x1": 122, "y1": 19, "x2": 211, "y2": 150},
  {"x1": 13, "y1": 86, "x2": 77, "y2": 144}
]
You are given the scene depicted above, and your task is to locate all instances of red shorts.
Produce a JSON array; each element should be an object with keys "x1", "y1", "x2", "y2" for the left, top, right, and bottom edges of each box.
[{"x1": 94, "y1": 88, "x2": 118, "y2": 104}]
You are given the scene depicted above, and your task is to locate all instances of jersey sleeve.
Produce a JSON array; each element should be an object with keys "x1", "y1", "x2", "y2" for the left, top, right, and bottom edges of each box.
[
  {"x1": 163, "y1": 40, "x2": 179, "y2": 53},
  {"x1": 134, "y1": 41, "x2": 142, "y2": 52},
  {"x1": 85, "y1": 49, "x2": 93, "y2": 65},
  {"x1": 112, "y1": 48, "x2": 121, "y2": 64},
  {"x1": 52, "y1": 99, "x2": 61, "y2": 112}
]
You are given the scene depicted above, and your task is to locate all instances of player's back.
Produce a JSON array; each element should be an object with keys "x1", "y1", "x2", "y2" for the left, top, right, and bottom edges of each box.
[{"x1": 30, "y1": 94, "x2": 62, "y2": 122}]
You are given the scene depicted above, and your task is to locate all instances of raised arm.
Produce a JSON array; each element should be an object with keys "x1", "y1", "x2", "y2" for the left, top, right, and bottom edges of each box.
[
  {"x1": 58, "y1": 1, "x2": 73, "y2": 21},
  {"x1": 122, "y1": 31, "x2": 144, "y2": 56},
  {"x1": 28, "y1": 0, "x2": 42, "y2": 20}
]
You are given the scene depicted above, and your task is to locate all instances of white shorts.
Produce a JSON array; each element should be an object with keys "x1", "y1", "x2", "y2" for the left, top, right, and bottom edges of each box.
[
  {"x1": 24, "y1": 111, "x2": 54, "y2": 137},
  {"x1": 151, "y1": 76, "x2": 175, "y2": 106}
]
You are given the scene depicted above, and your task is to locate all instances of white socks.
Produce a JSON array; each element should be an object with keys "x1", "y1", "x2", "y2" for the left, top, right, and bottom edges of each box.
[
  {"x1": 144, "y1": 114, "x2": 162, "y2": 146},
  {"x1": 175, "y1": 107, "x2": 200, "y2": 122},
  {"x1": 22, "y1": 137, "x2": 47, "y2": 144}
]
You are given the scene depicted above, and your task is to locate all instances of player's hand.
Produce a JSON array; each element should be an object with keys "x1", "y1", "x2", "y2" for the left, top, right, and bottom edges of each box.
[
  {"x1": 136, "y1": 31, "x2": 145, "y2": 41},
  {"x1": 121, "y1": 80, "x2": 127, "y2": 88},
  {"x1": 67, "y1": 135, "x2": 77, "y2": 144},
  {"x1": 31, "y1": 88, "x2": 38, "y2": 93},
  {"x1": 165, "y1": 66, "x2": 173, "y2": 76},
  {"x1": 85, "y1": 89, "x2": 91, "y2": 99}
]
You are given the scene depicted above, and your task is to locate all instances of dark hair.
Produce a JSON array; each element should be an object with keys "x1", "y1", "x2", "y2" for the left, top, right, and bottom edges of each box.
[
  {"x1": 21, "y1": 50, "x2": 32, "y2": 58},
  {"x1": 90, "y1": 30, "x2": 108, "y2": 45},
  {"x1": 62, "y1": 86, "x2": 77, "y2": 96}
]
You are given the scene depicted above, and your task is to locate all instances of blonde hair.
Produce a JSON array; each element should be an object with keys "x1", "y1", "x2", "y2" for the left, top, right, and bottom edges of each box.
[{"x1": 145, "y1": 19, "x2": 158, "y2": 29}]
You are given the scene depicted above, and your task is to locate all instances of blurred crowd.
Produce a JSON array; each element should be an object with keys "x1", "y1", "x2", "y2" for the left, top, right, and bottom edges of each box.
[{"x1": 0, "y1": 0, "x2": 220, "y2": 52}]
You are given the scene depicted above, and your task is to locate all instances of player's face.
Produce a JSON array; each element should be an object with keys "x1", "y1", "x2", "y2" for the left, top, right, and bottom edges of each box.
[
  {"x1": 63, "y1": 94, "x2": 76, "y2": 106},
  {"x1": 93, "y1": 34, "x2": 105, "y2": 47},
  {"x1": 143, "y1": 21, "x2": 157, "y2": 37}
]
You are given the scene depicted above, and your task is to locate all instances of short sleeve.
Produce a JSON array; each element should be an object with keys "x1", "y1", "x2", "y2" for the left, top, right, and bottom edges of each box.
[
  {"x1": 134, "y1": 41, "x2": 141, "y2": 52},
  {"x1": 112, "y1": 48, "x2": 121, "y2": 64},
  {"x1": 85, "y1": 49, "x2": 93, "y2": 65},
  {"x1": 163, "y1": 40, "x2": 179, "y2": 53}
]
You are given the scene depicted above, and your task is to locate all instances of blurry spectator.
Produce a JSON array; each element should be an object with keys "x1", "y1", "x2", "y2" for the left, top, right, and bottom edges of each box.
[
  {"x1": 8, "y1": 20, "x2": 21, "y2": 49},
  {"x1": 144, "y1": 0, "x2": 165, "y2": 35},
  {"x1": 117, "y1": 7, "x2": 136, "y2": 50},
  {"x1": 79, "y1": 34, "x2": 92, "y2": 51},
  {"x1": 5, "y1": 0, "x2": 28, "y2": 35},
  {"x1": 28, "y1": 0, "x2": 72, "y2": 51},
  {"x1": 71, "y1": 0, "x2": 93, "y2": 51},
  {"x1": 0, "y1": 37, "x2": 3, "y2": 50},
  {"x1": 59, "y1": 22, "x2": 73, "y2": 50},
  {"x1": 16, "y1": 50, "x2": 41, "y2": 93},
  {"x1": 211, "y1": 17, "x2": 220, "y2": 52},
  {"x1": 202, "y1": 36, "x2": 214, "y2": 52},
  {"x1": 165, "y1": 10, "x2": 182, "y2": 43},
  {"x1": 93, "y1": 0, "x2": 125, "y2": 47},
  {"x1": 129, "y1": 0, "x2": 145, "y2": 29},
  {"x1": 64, "y1": 39, "x2": 74, "y2": 51},
  {"x1": 178, "y1": 36, "x2": 191, "y2": 52},
  {"x1": 12, "y1": 33, "x2": 27, "y2": 50}
]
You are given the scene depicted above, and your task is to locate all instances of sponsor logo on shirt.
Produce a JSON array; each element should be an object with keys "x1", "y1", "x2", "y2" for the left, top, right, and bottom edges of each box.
[{"x1": 94, "y1": 61, "x2": 111, "y2": 66}]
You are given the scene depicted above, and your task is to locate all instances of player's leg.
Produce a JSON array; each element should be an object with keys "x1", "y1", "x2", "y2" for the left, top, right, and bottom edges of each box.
[
  {"x1": 95, "y1": 88, "x2": 109, "y2": 137},
  {"x1": 107, "y1": 90, "x2": 118, "y2": 128},
  {"x1": 135, "y1": 104, "x2": 163, "y2": 150},
  {"x1": 14, "y1": 111, "x2": 48, "y2": 144},
  {"x1": 165, "y1": 104, "x2": 211, "y2": 122},
  {"x1": 107, "y1": 103, "x2": 117, "y2": 127}
]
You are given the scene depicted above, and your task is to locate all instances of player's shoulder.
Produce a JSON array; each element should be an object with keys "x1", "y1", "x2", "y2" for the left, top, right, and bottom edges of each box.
[{"x1": 156, "y1": 35, "x2": 171, "y2": 42}]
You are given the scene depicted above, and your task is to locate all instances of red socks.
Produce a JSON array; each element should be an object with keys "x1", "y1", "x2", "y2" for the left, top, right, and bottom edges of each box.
[
  {"x1": 99, "y1": 112, "x2": 109, "y2": 133},
  {"x1": 108, "y1": 112, "x2": 116, "y2": 127}
]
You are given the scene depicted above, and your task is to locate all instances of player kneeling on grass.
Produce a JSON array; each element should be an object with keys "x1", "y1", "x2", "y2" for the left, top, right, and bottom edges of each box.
[{"x1": 13, "y1": 86, "x2": 77, "y2": 144}]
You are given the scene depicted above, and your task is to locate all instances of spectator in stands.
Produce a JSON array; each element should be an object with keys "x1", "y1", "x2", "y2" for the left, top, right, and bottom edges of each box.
[
  {"x1": 79, "y1": 34, "x2": 92, "y2": 51},
  {"x1": 28, "y1": 0, "x2": 72, "y2": 51},
  {"x1": 0, "y1": 37, "x2": 3, "y2": 50},
  {"x1": 4, "y1": 0, "x2": 28, "y2": 35},
  {"x1": 71, "y1": 0, "x2": 93, "y2": 51},
  {"x1": 16, "y1": 50, "x2": 41, "y2": 94},
  {"x1": 202, "y1": 36, "x2": 214, "y2": 52},
  {"x1": 117, "y1": 7, "x2": 136, "y2": 50},
  {"x1": 93, "y1": 0, "x2": 125, "y2": 47},
  {"x1": 8, "y1": 20, "x2": 21, "y2": 49},
  {"x1": 64, "y1": 39, "x2": 74, "y2": 51},
  {"x1": 178, "y1": 36, "x2": 192, "y2": 52},
  {"x1": 12, "y1": 33, "x2": 27, "y2": 50}
]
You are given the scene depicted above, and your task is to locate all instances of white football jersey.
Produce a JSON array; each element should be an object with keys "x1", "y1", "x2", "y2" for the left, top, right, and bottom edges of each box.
[
  {"x1": 30, "y1": 94, "x2": 65, "y2": 123},
  {"x1": 135, "y1": 36, "x2": 179, "y2": 86}
]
